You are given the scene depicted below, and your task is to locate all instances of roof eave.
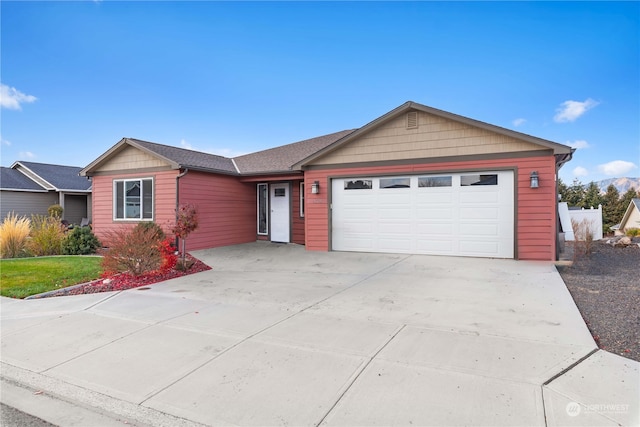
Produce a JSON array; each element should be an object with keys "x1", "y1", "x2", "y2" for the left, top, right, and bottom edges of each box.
[
  {"x1": 180, "y1": 165, "x2": 239, "y2": 176},
  {"x1": 236, "y1": 169, "x2": 303, "y2": 177},
  {"x1": 0, "y1": 187, "x2": 49, "y2": 193}
]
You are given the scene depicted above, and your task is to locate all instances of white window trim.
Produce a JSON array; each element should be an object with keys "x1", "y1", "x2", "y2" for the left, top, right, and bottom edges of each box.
[
  {"x1": 300, "y1": 182, "x2": 305, "y2": 218},
  {"x1": 113, "y1": 177, "x2": 154, "y2": 221},
  {"x1": 257, "y1": 183, "x2": 269, "y2": 235}
]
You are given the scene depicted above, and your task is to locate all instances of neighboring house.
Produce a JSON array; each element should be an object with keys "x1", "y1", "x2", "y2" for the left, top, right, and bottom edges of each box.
[
  {"x1": 81, "y1": 101, "x2": 574, "y2": 261},
  {"x1": 1, "y1": 161, "x2": 92, "y2": 225},
  {"x1": 613, "y1": 198, "x2": 640, "y2": 235}
]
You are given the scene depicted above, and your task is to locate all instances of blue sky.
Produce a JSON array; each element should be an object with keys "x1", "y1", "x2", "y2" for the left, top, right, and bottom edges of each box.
[{"x1": 1, "y1": 1, "x2": 638, "y2": 184}]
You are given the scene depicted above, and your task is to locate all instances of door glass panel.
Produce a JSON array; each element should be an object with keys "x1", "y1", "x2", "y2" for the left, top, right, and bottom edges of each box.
[
  {"x1": 258, "y1": 184, "x2": 268, "y2": 234},
  {"x1": 274, "y1": 188, "x2": 286, "y2": 197}
]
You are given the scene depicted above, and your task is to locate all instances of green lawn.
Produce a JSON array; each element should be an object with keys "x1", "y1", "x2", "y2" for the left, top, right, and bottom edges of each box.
[{"x1": 0, "y1": 256, "x2": 103, "y2": 299}]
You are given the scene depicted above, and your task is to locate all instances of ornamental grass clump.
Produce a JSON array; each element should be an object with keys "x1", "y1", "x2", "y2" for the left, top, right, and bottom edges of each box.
[
  {"x1": 0, "y1": 213, "x2": 31, "y2": 259},
  {"x1": 28, "y1": 214, "x2": 66, "y2": 256}
]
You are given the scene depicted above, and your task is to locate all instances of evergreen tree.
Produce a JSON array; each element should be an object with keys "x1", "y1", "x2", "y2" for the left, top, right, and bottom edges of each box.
[
  {"x1": 601, "y1": 184, "x2": 622, "y2": 231},
  {"x1": 557, "y1": 178, "x2": 569, "y2": 202},
  {"x1": 564, "y1": 178, "x2": 586, "y2": 206},
  {"x1": 582, "y1": 182, "x2": 603, "y2": 209}
]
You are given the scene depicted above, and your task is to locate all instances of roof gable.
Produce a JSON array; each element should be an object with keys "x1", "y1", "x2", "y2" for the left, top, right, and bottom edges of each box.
[
  {"x1": 294, "y1": 101, "x2": 574, "y2": 169},
  {"x1": 620, "y1": 198, "x2": 640, "y2": 229},
  {"x1": 10, "y1": 161, "x2": 91, "y2": 192},
  {"x1": 81, "y1": 138, "x2": 237, "y2": 176},
  {"x1": 0, "y1": 167, "x2": 47, "y2": 191}
]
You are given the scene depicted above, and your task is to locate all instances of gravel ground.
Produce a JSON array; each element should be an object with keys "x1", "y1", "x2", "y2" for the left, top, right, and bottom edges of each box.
[{"x1": 557, "y1": 240, "x2": 640, "y2": 362}]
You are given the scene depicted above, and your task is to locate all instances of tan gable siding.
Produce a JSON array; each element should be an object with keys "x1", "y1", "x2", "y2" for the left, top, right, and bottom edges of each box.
[
  {"x1": 312, "y1": 110, "x2": 546, "y2": 165},
  {"x1": 97, "y1": 145, "x2": 171, "y2": 172}
]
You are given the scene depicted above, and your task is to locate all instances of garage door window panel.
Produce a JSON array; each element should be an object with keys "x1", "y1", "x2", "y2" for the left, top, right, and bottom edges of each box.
[
  {"x1": 461, "y1": 174, "x2": 498, "y2": 186},
  {"x1": 418, "y1": 176, "x2": 452, "y2": 187},
  {"x1": 380, "y1": 178, "x2": 410, "y2": 189},
  {"x1": 344, "y1": 180, "x2": 372, "y2": 190}
]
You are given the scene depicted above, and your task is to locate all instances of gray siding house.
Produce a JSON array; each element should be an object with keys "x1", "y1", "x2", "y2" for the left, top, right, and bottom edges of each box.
[{"x1": 0, "y1": 161, "x2": 92, "y2": 225}]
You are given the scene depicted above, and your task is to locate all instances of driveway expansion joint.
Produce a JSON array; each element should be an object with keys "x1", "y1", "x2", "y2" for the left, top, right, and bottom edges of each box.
[
  {"x1": 542, "y1": 347, "x2": 599, "y2": 386},
  {"x1": 315, "y1": 324, "x2": 407, "y2": 426}
]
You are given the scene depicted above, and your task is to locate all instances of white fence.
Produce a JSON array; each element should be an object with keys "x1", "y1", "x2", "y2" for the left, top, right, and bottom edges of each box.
[{"x1": 558, "y1": 202, "x2": 603, "y2": 241}]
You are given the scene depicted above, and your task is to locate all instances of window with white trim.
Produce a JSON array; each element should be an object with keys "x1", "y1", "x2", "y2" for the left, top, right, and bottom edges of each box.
[{"x1": 114, "y1": 178, "x2": 153, "y2": 220}]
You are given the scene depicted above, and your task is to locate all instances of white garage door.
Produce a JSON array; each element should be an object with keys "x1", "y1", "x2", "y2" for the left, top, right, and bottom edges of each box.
[{"x1": 331, "y1": 171, "x2": 514, "y2": 258}]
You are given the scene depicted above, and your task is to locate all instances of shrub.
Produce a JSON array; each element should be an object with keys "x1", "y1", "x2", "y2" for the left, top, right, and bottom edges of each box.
[
  {"x1": 28, "y1": 215, "x2": 66, "y2": 256},
  {"x1": 62, "y1": 227, "x2": 101, "y2": 255},
  {"x1": 0, "y1": 213, "x2": 31, "y2": 258},
  {"x1": 626, "y1": 228, "x2": 640, "y2": 237},
  {"x1": 48, "y1": 204, "x2": 64, "y2": 218},
  {"x1": 133, "y1": 221, "x2": 165, "y2": 241},
  {"x1": 102, "y1": 226, "x2": 174, "y2": 277},
  {"x1": 159, "y1": 238, "x2": 178, "y2": 273}
]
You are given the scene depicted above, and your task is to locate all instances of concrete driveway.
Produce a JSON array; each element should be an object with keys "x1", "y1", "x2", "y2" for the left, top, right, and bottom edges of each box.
[{"x1": 1, "y1": 242, "x2": 638, "y2": 426}]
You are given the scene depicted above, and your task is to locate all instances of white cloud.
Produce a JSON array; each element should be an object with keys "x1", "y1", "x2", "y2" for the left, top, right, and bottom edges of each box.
[
  {"x1": 567, "y1": 140, "x2": 591, "y2": 149},
  {"x1": 597, "y1": 160, "x2": 637, "y2": 176},
  {"x1": 1, "y1": 136, "x2": 10, "y2": 146},
  {"x1": 572, "y1": 166, "x2": 588, "y2": 177},
  {"x1": 0, "y1": 83, "x2": 37, "y2": 110},
  {"x1": 18, "y1": 151, "x2": 35, "y2": 159},
  {"x1": 512, "y1": 118, "x2": 526, "y2": 127},
  {"x1": 553, "y1": 98, "x2": 599, "y2": 123},
  {"x1": 179, "y1": 139, "x2": 192, "y2": 149}
]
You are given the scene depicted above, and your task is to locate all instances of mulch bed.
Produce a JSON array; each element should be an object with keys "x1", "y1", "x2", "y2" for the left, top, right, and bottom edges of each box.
[
  {"x1": 557, "y1": 240, "x2": 640, "y2": 362},
  {"x1": 29, "y1": 254, "x2": 211, "y2": 299}
]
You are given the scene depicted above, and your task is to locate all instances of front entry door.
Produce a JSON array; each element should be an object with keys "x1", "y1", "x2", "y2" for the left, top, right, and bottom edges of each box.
[{"x1": 270, "y1": 183, "x2": 290, "y2": 243}]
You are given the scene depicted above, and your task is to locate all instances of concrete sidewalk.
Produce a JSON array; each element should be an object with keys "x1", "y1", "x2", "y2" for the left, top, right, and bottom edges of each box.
[{"x1": 1, "y1": 242, "x2": 638, "y2": 426}]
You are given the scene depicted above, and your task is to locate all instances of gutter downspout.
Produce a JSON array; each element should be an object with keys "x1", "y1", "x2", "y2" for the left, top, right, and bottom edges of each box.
[{"x1": 175, "y1": 168, "x2": 189, "y2": 249}]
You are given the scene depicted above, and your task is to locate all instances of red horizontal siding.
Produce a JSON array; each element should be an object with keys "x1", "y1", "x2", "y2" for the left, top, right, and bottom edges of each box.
[
  {"x1": 91, "y1": 170, "x2": 178, "y2": 247},
  {"x1": 304, "y1": 155, "x2": 558, "y2": 260},
  {"x1": 178, "y1": 171, "x2": 255, "y2": 251},
  {"x1": 291, "y1": 180, "x2": 305, "y2": 245}
]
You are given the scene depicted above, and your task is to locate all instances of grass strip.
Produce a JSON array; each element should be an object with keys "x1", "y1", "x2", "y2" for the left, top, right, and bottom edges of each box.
[{"x1": 0, "y1": 256, "x2": 102, "y2": 299}]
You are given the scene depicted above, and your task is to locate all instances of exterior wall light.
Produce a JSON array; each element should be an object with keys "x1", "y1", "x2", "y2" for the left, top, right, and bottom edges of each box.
[
  {"x1": 311, "y1": 180, "x2": 320, "y2": 194},
  {"x1": 530, "y1": 171, "x2": 539, "y2": 189}
]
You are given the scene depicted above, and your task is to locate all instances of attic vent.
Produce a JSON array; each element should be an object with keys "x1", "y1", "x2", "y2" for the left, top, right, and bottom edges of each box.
[{"x1": 406, "y1": 111, "x2": 418, "y2": 129}]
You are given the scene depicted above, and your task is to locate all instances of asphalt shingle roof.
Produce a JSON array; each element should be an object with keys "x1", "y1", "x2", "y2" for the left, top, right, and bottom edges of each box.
[
  {"x1": 233, "y1": 130, "x2": 356, "y2": 174},
  {"x1": 129, "y1": 138, "x2": 238, "y2": 174},
  {"x1": 17, "y1": 161, "x2": 91, "y2": 191},
  {"x1": 0, "y1": 167, "x2": 47, "y2": 191}
]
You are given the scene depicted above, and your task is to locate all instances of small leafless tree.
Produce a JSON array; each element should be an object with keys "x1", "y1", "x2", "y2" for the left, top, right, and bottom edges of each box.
[{"x1": 571, "y1": 218, "x2": 596, "y2": 257}]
